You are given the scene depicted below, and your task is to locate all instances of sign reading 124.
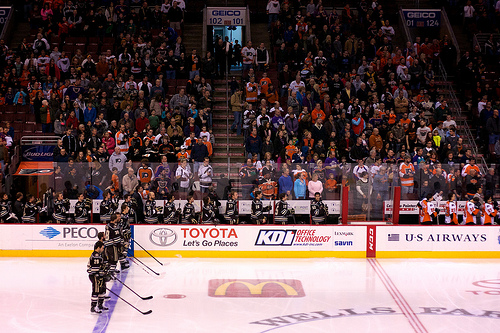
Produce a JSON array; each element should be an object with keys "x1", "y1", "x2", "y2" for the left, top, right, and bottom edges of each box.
[{"x1": 403, "y1": 9, "x2": 441, "y2": 28}]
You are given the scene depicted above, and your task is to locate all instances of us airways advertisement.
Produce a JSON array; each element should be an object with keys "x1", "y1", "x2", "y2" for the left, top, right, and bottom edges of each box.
[{"x1": 376, "y1": 226, "x2": 500, "y2": 253}]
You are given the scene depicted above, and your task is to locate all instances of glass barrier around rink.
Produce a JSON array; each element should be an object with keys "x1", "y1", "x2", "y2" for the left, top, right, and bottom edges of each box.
[{"x1": 11, "y1": 160, "x2": 500, "y2": 224}]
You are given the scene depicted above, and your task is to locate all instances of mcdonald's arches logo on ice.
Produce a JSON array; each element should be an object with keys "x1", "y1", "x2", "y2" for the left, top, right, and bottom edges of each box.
[{"x1": 208, "y1": 279, "x2": 305, "y2": 297}]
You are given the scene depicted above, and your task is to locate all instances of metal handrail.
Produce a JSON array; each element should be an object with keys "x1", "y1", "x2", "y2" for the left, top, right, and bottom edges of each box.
[
  {"x1": 398, "y1": 7, "x2": 413, "y2": 44},
  {"x1": 441, "y1": 7, "x2": 461, "y2": 63},
  {"x1": 226, "y1": 56, "x2": 230, "y2": 177},
  {"x1": 438, "y1": 59, "x2": 488, "y2": 175}
]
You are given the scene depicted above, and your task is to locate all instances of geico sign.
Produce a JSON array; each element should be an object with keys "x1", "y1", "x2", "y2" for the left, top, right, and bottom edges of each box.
[
  {"x1": 407, "y1": 12, "x2": 436, "y2": 18},
  {"x1": 181, "y1": 227, "x2": 237, "y2": 239},
  {"x1": 208, "y1": 279, "x2": 305, "y2": 297},
  {"x1": 211, "y1": 10, "x2": 241, "y2": 16}
]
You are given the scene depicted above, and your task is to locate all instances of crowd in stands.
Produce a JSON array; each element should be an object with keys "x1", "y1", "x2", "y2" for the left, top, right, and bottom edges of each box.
[
  {"x1": 231, "y1": 0, "x2": 499, "y2": 206},
  {"x1": 0, "y1": 0, "x2": 496, "y2": 219},
  {"x1": 458, "y1": 0, "x2": 500, "y2": 158},
  {"x1": 0, "y1": 0, "x2": 227, "y2": 201}
]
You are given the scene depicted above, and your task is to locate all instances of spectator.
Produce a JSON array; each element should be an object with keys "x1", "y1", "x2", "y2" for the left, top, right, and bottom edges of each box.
[
  {"x1": 109, "y1": 146, "x2": 127, "y2": 174},
  {"x1": 278, "y1": 168, "x2": 293, "y2": 196}
]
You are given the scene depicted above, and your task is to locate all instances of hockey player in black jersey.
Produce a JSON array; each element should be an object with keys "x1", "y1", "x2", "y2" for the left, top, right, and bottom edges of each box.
[
  {"x1": 201, "y1": 196, "x2": 220, "y2": 224},
  {"x1": 22, "y1": 195, "x2": 44, "y2": 223},
  {"x1": 181, "y1": 195, "x2": 197, "y2": 224},
  {"x1": 224, "y1": 191, "x2": 239, "y2": 224},
  {"x1": 53, "y1": 193, "x2": 70, "y2": 224},
  {"x1": 144, "y1": 192, "x2": 161, "y2": 224},
  {"x1": 87, "y1": 241, "x2": 108, "y2": 313},
  {"x1": 124, "y1": 194, "x2": 137, "y2": 224},
  {"x1": 74, "y1": 193, "x2": 91, "y2": 223},
  {"x1": 163, "y1": 194, "x2": 178, "y2": 224},
  {"x1": 105, "y1": 214, "x2": 122, "y2": 274},
  {"x1": 117, "y1": 204, "x2": 131, "y2": 270},
  {"x1": 311, "y1": 192, "x2": 328, "y2": 225},
  {"x1": 100, "y1": 190, "x2": 118, "y2": 224},
  {"x1": 0, "y1": 193, "x2": 17, "y2": 223},
  {"x1": 251, "y1": 190, "x2": 271, "y2": 224},
  {"x1": 275, "y1": 193, "x2": 294, "y2": 225}
]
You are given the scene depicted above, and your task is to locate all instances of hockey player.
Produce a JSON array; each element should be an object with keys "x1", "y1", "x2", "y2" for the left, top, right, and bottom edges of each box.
[
  {"x1": 87, "y1": 241, "x2": 108, "y2": 313},
  {"x1": 201, "y1": 196, "x2": 220, "y2": 224},
  {"x1": 144, "y1": 192, "x2": 161, "y2": 224},
  {"x1": 311, "y1": 192, "x2": 328, "y2": 225},
  {"x1": 123, "y1": 194, "x2": 137, "y2": 224},
  {"x1": 118, "y1": 204, "x2": 131, "y2": 270},
  {"x1": 251, "y1": 190, "x2": 271, "y2": 224},
  {"x1": 0, "y1": 193, "x2": 17, "y2": 223},
  {"x1": 417, "y1": 193, "x2": 439, "y2": 225},
  {"x1": 181, "y1": 195, "x2": 197, "y2": 224},
  {"x1": 482, "y1": 196, "x2": 498, "y2": 225},
  {"x1": 74, "y1": 193, "x2": 92, "y2": 223},
  {"x1": 465, "y1": 197, "x2": 481, "y2": 225},
  {"x1": 22, "y1": 195, "x2": 44, "y2": 223},
  {"x1": 163, "y1": 193, "x2": 178, "y2": 224},
  {"x1": 100, "y1": 190, "x2": 118, "y2": 224},
  {"x1": 275, "y1": 193, "x2": 293, "y2": 225},
  {"x1": 224, "y1": 191, "x2": 239, "y2": 224},
  {"x1": 53, "y1": 193, "x2": 70, "y2": 224},
  {"x1": 104, "y1": 214, "x2": 122, "y2": 274},
  {"x1": 445, "y1": 193, "x2": 458, "y2": 225}
]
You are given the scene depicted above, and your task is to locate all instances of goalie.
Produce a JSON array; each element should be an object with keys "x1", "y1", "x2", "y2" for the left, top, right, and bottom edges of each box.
[
  {"x1": 311, "y1": 192, "x2": 328, "y2": 225},
  {"x1": 275, "y1": 193, "x2": 294, "y2": 225}
]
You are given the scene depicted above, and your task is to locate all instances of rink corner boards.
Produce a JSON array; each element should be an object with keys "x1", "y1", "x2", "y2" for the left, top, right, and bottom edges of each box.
[{"x1": 0, "y1": 224, "x2": 500, "y2": 258}]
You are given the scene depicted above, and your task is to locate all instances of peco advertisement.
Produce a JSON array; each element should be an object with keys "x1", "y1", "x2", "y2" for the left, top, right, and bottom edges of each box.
[{"x1": 0, "y1": 224, "x2": 105, "y2": 251}]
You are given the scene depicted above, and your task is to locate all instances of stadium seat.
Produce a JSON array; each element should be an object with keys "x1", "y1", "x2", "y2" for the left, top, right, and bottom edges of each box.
[{"x1": 23, "y1": 122, "x2": 35, "y2": 134}]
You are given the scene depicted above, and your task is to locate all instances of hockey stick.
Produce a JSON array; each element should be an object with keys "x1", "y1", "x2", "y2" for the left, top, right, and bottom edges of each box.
[
  {"x1": 106, "y1": 287, "x2": 152, "y2": 315},
  {"x1": 113, "y1": 276, "x2": 153, "y2": 300},
  {"x1": 132, "y1": 238, "x2": 163, "y2": 266},
  {"x1": 131, "y1": 256, "x2": 160, "y2": 276}
]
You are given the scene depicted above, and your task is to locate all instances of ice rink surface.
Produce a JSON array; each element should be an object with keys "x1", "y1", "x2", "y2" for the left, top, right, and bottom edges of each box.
[{"x1": 1, "y1": 257, "x2": 500, "y2": 333}]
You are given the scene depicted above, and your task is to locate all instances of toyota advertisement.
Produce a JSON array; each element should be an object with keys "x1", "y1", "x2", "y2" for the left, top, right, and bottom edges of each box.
[{"x1": 134, "y1": 225, "x2": 366, "y2": 254}]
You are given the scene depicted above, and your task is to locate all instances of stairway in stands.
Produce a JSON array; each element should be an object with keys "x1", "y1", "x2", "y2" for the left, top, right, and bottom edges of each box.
[
  {"x1": 211, "y1": 71, "x2": 246, "y2": 179},
  {"x1": 182, "y1": 23, "x2": 203, "y2": 55}
]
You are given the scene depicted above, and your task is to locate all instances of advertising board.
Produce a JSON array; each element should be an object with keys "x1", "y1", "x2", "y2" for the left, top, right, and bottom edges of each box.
[
  {"x1": 0, "y1": 224, "x2": 105, "y2": 256},
  {"x1": 376, "y1": 226, "x2": 500, "y2": 257},
  {"x1": 402, "y1": 9, "x2": 441, "y2": 28},
  {"x1": 134, "y1": 225, "x2": 366, "y2": 257},
  {"x1": 207, "y1": 7, "x2": 246, "y2": 26},
  {"x1": 384, "y1": 201, "x2": 467, "y2": 215}
]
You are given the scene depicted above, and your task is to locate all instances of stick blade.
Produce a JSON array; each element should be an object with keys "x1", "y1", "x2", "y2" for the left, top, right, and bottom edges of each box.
[
  {"x1": 142, "y1": 296, "x2": 153, "y2": 300},
  {"x1": 142, "y1": 310, "x2": 153, "y2": 315}
]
